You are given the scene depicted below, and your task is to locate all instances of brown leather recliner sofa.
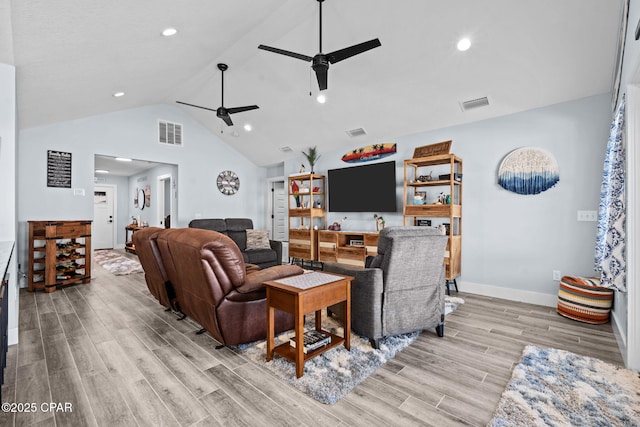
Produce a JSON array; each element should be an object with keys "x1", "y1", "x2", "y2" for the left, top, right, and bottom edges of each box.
[{"x1": 134, "y1": 227, "x2": 304, "y2": 346}]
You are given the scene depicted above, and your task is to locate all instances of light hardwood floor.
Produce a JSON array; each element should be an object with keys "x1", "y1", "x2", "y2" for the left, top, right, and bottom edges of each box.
[{"x1": 1, "y1": 253, "x2": 624, "y2": 426}]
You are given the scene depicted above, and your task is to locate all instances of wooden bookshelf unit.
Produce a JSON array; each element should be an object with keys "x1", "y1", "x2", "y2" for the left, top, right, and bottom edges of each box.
[
  {"x1": 403, "y1": 153, "x2": 462, "y2": 291},
  {"x1": 288, "y1": 174, "x2": 326, "y2": 261}
]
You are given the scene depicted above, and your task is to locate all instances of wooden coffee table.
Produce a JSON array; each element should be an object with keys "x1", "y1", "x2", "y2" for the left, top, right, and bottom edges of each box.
[{"x1": 264, "y1": 271, "x2": 353, "y2": 378}]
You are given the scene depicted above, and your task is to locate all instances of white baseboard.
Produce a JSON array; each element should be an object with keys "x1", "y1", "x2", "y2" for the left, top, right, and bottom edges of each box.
[
  {"x1": 610, "y1": 310, "x2": 628, "y2": 367},
  {"x1": 459, "y1": 280, "x2": 558, "y2": 307}
]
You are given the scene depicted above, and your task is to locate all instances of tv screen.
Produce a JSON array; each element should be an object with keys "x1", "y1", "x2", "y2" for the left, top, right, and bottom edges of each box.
[{"x1": 328, "y1": 161, "x2": 397, "y2": 212}]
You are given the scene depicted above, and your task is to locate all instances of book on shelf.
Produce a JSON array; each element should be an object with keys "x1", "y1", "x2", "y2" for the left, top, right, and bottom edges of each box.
[{"x1": 289, "y1": 330, "x2": 331, "y2": 353}]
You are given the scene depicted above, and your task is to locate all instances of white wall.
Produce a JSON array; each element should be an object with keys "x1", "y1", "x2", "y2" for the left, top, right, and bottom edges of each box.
[
  {"x1": 0, "y1": 62, "x2": 18, "y2": 344},
  {"x1": 286, "y1": 94, "x2": 611, "y2": 304},
  {"x1": 18, "y1": 104, "x2": 266, "y2": 285}
]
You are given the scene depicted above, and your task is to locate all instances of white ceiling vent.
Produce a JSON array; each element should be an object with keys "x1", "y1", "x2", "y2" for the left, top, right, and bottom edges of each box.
[
  {"x1": 346, "y1": 127, "x2": 367, "y2": 138},
  {"x1": 460, "y1": 96, "x2": 490, "y2": 111},
  {"x1": 279, "y1": 146, "x2": 293, "y2": 152},
  {"x1": 158, "y1": 120, "x2": 183, "y2": 146}
]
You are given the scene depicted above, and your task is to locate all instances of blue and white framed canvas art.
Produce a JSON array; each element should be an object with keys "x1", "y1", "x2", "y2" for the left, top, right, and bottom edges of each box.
[{"x1": 498, "y1": 147, "x2": 559, "y2": 195}]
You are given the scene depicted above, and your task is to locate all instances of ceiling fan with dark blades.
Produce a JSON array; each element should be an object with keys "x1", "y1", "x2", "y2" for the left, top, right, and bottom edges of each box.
[
  {"x1": 258, "y1": 0, "x2": 381, "y2": 91},
  {"x1": 176, "y1": 63, "x2": 258, "y2": 126}
]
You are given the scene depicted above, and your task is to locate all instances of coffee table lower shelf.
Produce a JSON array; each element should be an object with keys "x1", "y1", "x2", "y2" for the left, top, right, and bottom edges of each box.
[{"x1": 273, "y1": 330, "x2": 345, "y2": 362}]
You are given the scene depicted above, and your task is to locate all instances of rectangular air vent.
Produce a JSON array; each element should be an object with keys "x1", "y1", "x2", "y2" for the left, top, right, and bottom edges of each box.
[
  {"x1": 346, "y1": 127, "x2": 367, "y2": 138},
  {"x1": 280, "y1": 146, "x2": 293, "y2": 152},
  {"x1": 159, "y1": 120, "x2": 183, "y2": 146},
  {"x1": 460, "y1": 96, "x2": 490, "y2": 111}
]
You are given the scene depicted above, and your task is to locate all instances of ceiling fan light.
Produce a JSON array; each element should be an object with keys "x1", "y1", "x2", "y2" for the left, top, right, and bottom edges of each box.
[
  {"x1": 457, "y1": 38, "x2": 471, "y2": 51},
  {"x1": 244, "y1": 123, "x2": 252, "y2": 132},
  {"x1": 112, "y1": 92, "x2": 125, "y2": 97},
  {"x1": 162, "y1": 28, "x2": 178, "y2": 37},
  {"x1": 316, "y1": 93, "x2": 327, "y2": 104}
]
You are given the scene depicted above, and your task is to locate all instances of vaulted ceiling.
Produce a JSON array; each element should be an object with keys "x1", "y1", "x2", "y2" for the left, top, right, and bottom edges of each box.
[{"x1": 1, "y1": 0, "x2": 625, "y2": 166}]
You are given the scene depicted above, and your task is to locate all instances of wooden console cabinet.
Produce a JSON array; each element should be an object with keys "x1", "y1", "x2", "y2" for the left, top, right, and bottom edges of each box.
[
  {"x1": 28, "y1": 220, "x2": 92, "y2": 293},
  {"x1": 125, "y1": 224, "x2": 146, "y2": 254},
  {"x1": 317, "y1": 230, "x2": 378, "y2": 267}
]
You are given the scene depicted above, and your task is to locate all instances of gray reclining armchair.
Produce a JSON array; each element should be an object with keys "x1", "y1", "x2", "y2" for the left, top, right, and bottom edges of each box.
[{"x1": 323, "y1": 226, "x2": 448, "y2": 348}]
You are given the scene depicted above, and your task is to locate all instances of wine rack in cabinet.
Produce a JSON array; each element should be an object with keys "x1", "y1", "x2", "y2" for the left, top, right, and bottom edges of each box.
[
  {"x1": 403, "y1": 154, "x2": 462, "y2": 291},
  {"x1": 28, "y1": 220, "x2": 92, "y2": 293},
  {"x1": 288, "y1": 174, "x2": 326, "y2": 261}
]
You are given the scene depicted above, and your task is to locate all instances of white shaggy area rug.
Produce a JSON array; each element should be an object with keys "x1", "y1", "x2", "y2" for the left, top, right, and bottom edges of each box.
[{"x1": 236, "y1": 296, "x2": 463, "y2": 404}]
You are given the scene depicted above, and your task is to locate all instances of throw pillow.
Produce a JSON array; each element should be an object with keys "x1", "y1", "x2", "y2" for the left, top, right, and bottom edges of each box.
[{"x1": 246, "y1": 230, "x2": 271, "y2": 250}]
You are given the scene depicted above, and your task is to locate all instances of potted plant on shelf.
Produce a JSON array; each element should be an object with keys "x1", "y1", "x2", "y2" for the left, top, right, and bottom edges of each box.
[{"x1": 302, "y1": 146, "x2": 321, "y2": 174}]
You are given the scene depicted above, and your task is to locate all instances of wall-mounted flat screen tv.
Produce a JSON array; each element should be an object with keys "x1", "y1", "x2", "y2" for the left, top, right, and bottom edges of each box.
[{"x1": 328, "y1": 161, "x2": 397, "y2": 212}]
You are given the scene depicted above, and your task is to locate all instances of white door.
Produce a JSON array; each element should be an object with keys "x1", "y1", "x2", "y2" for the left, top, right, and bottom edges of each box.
[
  {"x1": 93, "y1": 185, "x2": 115, "y2": 249},
  {"x1": 273, "y1": 181, "x2": 287, "y2": 241}
]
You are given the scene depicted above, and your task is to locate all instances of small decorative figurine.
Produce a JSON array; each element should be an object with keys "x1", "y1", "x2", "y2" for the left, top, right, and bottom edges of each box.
[
  {"x1": 291, "y1": 180, "x2": 301, "y2": 207},
  {"x1": 373, "y1": 214, "x2": 385, "y2": 231},
  {"x1": 299, "y1": 164, "x2": 306, "y2": 174}
]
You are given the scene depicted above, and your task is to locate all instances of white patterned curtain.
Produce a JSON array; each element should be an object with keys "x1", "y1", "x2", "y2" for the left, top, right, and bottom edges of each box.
[{"x1": 595, "y1": 95, "x2": 626, "y2": 291}]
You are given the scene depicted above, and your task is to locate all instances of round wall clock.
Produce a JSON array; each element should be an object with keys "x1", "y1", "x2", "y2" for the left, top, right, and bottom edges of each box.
[{"x1": 216, "y1": 170, "x2": 240, "y2": 195}]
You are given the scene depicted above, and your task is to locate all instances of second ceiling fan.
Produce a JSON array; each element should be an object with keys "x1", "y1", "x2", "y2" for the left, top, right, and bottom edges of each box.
[
  {"x1": 176, "y1": 63, "x2": 258, "y2": 126},
  {"x1": 258, "y1": 0, "x2": 381, "y2": 91}
]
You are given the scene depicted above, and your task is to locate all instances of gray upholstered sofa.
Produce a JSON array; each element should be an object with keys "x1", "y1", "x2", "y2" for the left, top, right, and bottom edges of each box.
[
  {"x1": 323, "y1": 226, "x2": 448, "y2": 348},
  {"x1": 188, "y1": 218, "x2": 282, "y2": 268}
]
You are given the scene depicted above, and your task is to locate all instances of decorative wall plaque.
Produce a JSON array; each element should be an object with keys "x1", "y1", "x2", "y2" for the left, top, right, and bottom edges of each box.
[{"x1": 47, "y1": 150, "x2": 72, "y2": 188}]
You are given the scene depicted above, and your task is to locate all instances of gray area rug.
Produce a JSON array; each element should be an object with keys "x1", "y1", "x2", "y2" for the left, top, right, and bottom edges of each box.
[
  {"x1": 488, "y1": 345, "x2": 640, "y2": 427},
  {"x1": 237, "y1": 296, "x2": 463, "y2": 404},
  {"x1": 94, "y1": 250, "x2": 143, "y2": 275}
]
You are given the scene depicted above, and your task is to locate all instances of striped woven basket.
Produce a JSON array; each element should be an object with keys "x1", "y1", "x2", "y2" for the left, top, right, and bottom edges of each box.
[{"x1": 557, "y1": 276, "x2": 613, "y2": 324}]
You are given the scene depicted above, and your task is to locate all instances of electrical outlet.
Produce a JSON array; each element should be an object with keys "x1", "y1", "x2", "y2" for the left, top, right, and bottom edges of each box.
[{"x1": 553, "y1": 270, "x2": 561, "y2": 281}]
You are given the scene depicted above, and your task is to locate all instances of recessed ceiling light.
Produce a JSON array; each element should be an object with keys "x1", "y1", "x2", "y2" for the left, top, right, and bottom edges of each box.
[
  {"x1": 162, "y1": 28, "x2": 178, "y2": 37},
  {"x1": 244, "y1": 124, "x2": 252, "y2": 132},
  {"x1": 112, "y1": 92, "x2": 125, "y2": 97},
  {"x1": 316, "y1": 93, "x2": 327, "y2": 104},
  {"x1": 457, "y1": 38, "x2": 471, "y2": 51},
  {"x1": 115, "y1": 157, "x2": 132, "y2": 162},
  {"x1": 95, "y1": 169, "x2": 110, "y2": 174}
]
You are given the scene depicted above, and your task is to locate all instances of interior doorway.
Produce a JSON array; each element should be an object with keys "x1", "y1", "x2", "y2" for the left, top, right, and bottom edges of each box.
[
  {"x1": 157, "y1": 174, "x2": 173, "y2": 228},
  {"x1": 93, "y1": 184, "x2": 116, "y2": 249},
  {"x1": 267, "y1": 178, "x2": 287, "y2": 262}
]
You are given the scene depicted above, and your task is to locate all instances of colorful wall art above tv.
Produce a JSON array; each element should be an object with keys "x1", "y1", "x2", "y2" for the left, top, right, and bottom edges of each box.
[{"x1": 328, "y1": 161, "x2": 397, "y2": 212}]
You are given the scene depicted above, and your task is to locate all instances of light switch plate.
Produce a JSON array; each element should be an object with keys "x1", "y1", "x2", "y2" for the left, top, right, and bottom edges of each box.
[{"x1": 577, "y1": 210, "x2": 597, "y2": 221}]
